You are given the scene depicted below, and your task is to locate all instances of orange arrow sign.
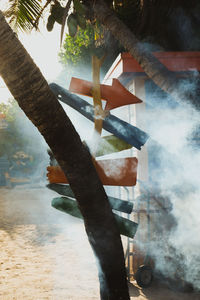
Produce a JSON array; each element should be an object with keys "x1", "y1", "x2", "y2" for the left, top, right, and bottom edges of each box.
[
  {"x1": 69, "y1": 77, "x2": 142, "y2": 110},
  {"x1": 47, "y1": 157, "x2": 138, "y2": 186}
]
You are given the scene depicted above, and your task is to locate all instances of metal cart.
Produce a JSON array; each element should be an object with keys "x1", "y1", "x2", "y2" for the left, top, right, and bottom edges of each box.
[{"x1": 124, "y1": 181, "x2": 172, "y2": 287}]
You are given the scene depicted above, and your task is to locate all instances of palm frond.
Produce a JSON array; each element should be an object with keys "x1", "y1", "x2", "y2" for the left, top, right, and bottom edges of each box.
[
  {"x1": 4, "y1": 0, "x2": 42, "y2": 32},
  {"x1": 33, "y1": 0, "x2": 52, "y2": 29}
]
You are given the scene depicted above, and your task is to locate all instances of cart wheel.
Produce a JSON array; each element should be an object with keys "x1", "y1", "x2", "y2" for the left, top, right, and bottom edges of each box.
[{"x1": 135, "y1": 265, "x2": 153, "y2": 288}]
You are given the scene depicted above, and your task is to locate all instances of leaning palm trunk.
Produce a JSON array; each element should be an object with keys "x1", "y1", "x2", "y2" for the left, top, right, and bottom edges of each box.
[
  {"x1": 0, "y1": 11, "x2": 130, "y2": 300},
  {"x1": 92, "y1": 0, "x2": 200, "y2": 111}
]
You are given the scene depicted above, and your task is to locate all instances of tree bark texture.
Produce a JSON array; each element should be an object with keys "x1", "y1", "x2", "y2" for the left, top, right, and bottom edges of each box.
[
  {"x1": 92, "y1": 0, "x2": 200, "y2": 111},
  {"x1": 0, "y1": 11, "x2": 130, "y2": 300}
]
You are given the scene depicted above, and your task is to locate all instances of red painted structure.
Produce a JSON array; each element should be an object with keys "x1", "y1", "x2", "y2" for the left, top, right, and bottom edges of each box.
[{"x1": 104, "y1": 52, "x2": 200, "y2": 83}]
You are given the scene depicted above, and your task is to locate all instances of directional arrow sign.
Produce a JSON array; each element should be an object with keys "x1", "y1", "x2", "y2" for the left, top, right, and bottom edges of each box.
[
  {"x1": 47, "y1": 157, "x2": 138, "y2": 186},
  {"x1": 52, "y1": 196, "x2": 138, "y2": 238},
  {"x1": 69, "y1": 77, "x2": 142, "y2": 110},
  {"x1": 85, "y1": 135, "x2": 132, "y2": 157},
  {"x1": 49, "y1": 83, "x2": 149, "y2": 150},
  {"x1": 47, "y1": 183, "x2": 133, "y2": 214}
]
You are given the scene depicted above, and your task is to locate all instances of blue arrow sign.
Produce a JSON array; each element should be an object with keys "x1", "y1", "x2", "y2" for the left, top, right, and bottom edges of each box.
[{"x1": 49, "y1": 83, "x2": 149, "y2": 150}]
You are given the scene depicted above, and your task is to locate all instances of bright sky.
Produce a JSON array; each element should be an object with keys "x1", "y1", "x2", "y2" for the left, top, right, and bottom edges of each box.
[
  {"x1": 18, "y1": 23, "x2": 63, "y2": 80},
  {"x1": 0, "y1": 4, "x2": 64, "y2": 104}
]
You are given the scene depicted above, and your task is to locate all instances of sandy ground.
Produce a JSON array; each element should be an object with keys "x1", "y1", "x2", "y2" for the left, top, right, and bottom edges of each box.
[{"x1": 0, "y1": 186, "x2": 199, "y2": 300}]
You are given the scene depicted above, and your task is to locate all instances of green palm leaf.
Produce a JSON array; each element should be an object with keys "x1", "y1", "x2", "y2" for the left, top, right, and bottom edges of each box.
[{"x1": 4, "y1": 0, "x2": 42, "y2": 32}]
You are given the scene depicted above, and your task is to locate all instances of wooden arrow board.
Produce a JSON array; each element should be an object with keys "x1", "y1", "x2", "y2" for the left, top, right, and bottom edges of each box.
[
  {"x1": 85, "y1": 135, "x2": 132, "y2": 157},
  {"x1": 49, "y1": 83, "x2": 149, "y2": 150},
  {"x1": 47, "y1": 183, "x2": 133, "y2": 214},
  {"x1": 69, "y1": 77, "x2": 142, "y2": 110},
  {"x1": 52, "y1": 196, "x2": 138, "y2": 238},
  {"x1": 47, "y1": 157, "x2": 138, "y2": 186}
]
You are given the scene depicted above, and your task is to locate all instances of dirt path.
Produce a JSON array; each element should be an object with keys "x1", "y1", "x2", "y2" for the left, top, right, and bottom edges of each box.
[{"x1": 0, "y1": 187, "x2": 199, "y2": 299}]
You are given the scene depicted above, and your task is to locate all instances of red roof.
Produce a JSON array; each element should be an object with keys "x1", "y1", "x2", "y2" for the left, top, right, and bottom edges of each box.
[{"x1": 104, "y1": 52, "x2": 200, "y2": 83}]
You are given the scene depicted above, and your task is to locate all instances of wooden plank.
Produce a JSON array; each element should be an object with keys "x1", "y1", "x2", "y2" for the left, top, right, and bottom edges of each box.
[
  {"x1": 47, "y1": 157, "x2": 138, "y2": 186},
  {"x1": 88, "y1": 135, "x2": 132, "y2": 157},
  {"x1": 49, "y1": 83, "x2": 149, "y2": 150},
  {"x1": 52, "y1": 196, "x2": 138, "y2": 238},
  {"x1": 69, "y1": 77, "x2": 142, "y2": 110},
  {"x1": 47, "y1": 183, "x2": 133, "y2": 214}
]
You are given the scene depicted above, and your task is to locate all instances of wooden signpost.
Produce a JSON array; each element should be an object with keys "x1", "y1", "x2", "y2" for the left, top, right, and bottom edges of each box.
[{"x1": 48, "y1": 68, "x2": 148, "y2": 237}]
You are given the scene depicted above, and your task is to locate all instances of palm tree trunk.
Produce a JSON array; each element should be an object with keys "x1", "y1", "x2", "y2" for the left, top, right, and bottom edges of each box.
[
  {"x1": 0, "y1": 11, "x2": 130, "y2": 300},
  {"x1": 92, "y1": 0, "x2": 200, "y2": 111}
]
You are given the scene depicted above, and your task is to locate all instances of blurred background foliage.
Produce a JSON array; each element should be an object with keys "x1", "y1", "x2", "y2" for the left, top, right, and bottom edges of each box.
[{"x1": 0, "y1": 100, "x2": 46, "y2": 177}]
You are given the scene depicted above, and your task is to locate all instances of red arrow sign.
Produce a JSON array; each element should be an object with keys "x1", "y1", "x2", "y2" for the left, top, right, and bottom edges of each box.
[
  {"x1": 69, "y1": 77, "x2": 142, "y2": 110},
  {"x1": 47, "y1": 157, "x2": 138, "y2": 186}
]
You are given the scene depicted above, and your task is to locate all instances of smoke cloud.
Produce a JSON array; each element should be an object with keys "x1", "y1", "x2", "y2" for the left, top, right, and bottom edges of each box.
[{"x1": 136, "y1": 75, "x2": 200, "y2": 291}]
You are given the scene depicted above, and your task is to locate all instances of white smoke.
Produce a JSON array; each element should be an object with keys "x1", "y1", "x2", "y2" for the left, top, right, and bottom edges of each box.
[{"x1": 137, "y1": 77, "x2": 200, "y2": 291}]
